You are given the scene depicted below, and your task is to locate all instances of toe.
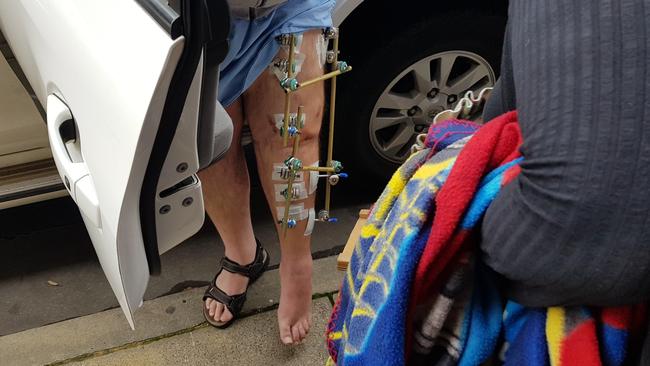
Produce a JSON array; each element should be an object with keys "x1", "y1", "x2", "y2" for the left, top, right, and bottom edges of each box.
[
  {"x1": 297, "y1": 323, "x2": 307, "y2": 342},
  {"x1": 291, "y1": 325, "x2": 301, "y2": 344},
  {"x1": 213, "y1": 302, "x2": 224, "y2": 322},
  {"x1": 302, "y1": 318, "x2": 310, "y2": 334},
  {"x1": 208, "y1": 301, "x2": 217, "y2": 317},
  {"x1": 219, "y1": 307, "x2": 233, "y2": 323},
  {"x1": 205, "y1": 298, "x2": 212, "y2": 310},
  {"x1": 279, "y1": 322, "x2": 293, "y2": 345}
]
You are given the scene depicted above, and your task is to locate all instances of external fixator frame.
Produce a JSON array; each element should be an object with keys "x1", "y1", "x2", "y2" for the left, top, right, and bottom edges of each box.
[{"x1": 275, "y1": 28, "x2": 352, "y2": 234}]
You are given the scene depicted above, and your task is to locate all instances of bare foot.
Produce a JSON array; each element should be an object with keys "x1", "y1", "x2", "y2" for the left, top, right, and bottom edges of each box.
[
  {"x1": 205, "y1": 248, "x2": 255, "y2": 324},
  {"x1": 278, "y1": 256, "x2": 313, "y2": 345}
]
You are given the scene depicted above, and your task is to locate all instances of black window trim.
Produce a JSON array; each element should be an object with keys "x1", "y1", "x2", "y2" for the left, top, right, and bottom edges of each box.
[{"x1": 135, "y1": 0, "x2": 183, "y2": 39}]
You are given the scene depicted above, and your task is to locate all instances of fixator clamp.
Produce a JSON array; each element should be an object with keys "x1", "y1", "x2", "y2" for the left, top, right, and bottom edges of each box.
[
  {"x1": 317, "y1": 209, "x2": 338, "y2": 223},
  {"x1": 284, "y1": 156, "x2": 302, "y2": 171},
  {"x1": 281, "y1": 77, "x2": 299, "y2": 91},
  {"x1": 330, "y1": 160, "x2": 344, "y2": 173}
]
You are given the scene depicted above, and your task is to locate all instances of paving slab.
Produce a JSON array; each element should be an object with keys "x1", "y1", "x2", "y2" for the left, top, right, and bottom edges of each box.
[
  {"x1": 0, "y1": 191, "x2": 365, "y2": 335},
  {"x1": 0, "y1": 256, "x2": 343, "y2": 366},
  {"x1": 71, "y1": 298, "x2": 333, "y2": 366}
]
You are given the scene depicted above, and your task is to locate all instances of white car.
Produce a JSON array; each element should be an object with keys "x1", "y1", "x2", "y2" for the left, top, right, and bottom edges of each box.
[{"x1": 0, "y1": 0, "x2": 506, "y2": 327}]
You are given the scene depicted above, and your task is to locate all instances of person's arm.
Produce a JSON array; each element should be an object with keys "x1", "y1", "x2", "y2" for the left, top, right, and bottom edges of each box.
[{"x1": 481, "y1": 0, "x2": 650, "y2": 308}]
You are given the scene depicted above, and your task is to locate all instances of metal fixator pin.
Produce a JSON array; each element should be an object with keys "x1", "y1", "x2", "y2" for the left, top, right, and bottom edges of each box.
[
  {"x1": 276, "y1": 34, "x2": 299, "y2": 46},
  {"x1": 317, "y1": 172, "x2": 347, "y2": 178},
  {"x1": 281, "y1": 186, "x2": 301, "y2": 200},
  {"x1": 280, "y1": 125, "x2": 300, "y2": 138},
  {"x1": 274, "y1": 59, "x2": 297, "y2": 74},
  {"x1": 278, "y1": 218, "x2": 297, "y2": 228}
]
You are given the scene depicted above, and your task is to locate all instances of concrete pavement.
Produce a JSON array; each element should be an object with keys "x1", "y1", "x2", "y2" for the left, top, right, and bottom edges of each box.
[
  {"x1": 0, "y1": 256, "x2": 343, "y2": 366},
  {"x1": 0, "y1": 184, "x2": 368, "y2": 335}
]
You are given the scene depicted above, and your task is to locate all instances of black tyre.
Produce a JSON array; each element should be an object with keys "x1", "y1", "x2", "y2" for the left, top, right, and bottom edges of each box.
[{"x1": 336, "y1": 13, "x2": 505, "y2": 187}]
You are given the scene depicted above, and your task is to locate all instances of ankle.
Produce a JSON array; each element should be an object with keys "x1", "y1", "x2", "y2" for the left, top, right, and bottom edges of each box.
[
  {"x1": 280, "y1": 255, "x2": 313, "y2": 274},
  {"x1": 224, "y1": 240, "x2": 257, "y2": 265}
]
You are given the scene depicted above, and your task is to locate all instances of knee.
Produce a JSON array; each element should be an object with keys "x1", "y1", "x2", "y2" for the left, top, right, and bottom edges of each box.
[{"x1": 299, "y1": 116, "x2": 322, "y2": 143}]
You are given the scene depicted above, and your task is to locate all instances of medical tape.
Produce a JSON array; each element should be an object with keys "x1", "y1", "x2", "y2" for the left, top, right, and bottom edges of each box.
[
  {"x1": 274, "y1": 113, "x2": 306, "y2": 130},
  {"x1": 276, "y1": 203, "x2": 308, "y2": 222},
  {"x1": 316, "y1": 33, "x2": 328, "y2": 68},
  {"x1": 272, "y1": 163, "x2": 303, "y2": 182},
  {"x1": 274, "y1": 182, "x2": 308, "y2": 201},
  {"x1": 307, "y1": 161, "x2": 319, "y2": 194},
  {"x1": 304, "y1": 208, "x2": 316, "y2": 236}
]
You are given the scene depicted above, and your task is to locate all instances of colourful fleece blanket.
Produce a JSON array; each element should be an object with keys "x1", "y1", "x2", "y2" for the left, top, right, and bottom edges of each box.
[
  {"x1": 325, "y1": 120, "x2": 479, "y2": 366},
  {"x1": 327, "y1": 111, "x2": 646, "y2": 365}
]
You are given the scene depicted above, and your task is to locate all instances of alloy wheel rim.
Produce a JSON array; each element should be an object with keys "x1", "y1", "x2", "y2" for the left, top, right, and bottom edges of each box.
[{"x1": 369, "y1": 51, "x2": 495, "y2": 163}]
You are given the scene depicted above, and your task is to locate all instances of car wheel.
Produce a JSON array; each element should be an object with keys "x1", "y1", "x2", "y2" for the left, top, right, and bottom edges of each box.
[{"x1": 336, "y1": 14, "x2": 505, "y2": 185}]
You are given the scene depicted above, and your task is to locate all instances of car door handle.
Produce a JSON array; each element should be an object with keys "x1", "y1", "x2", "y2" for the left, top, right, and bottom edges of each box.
[{"x1": 47, "y1": 95, "x2": 101, "y2": 228}]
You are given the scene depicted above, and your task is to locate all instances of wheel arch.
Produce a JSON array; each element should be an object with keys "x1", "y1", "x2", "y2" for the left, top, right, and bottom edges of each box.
[{"x1": 336, "y1": 0, "x2": 508, "y2": 68}]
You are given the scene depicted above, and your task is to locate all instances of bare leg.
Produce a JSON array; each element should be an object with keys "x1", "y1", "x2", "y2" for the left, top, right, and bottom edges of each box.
[
  {"x1": 244, "y1": 29, "x2": 325, "y2": 344},
  {"x1": 198, "y1": 99, "x2": 257, "y2": 325}
]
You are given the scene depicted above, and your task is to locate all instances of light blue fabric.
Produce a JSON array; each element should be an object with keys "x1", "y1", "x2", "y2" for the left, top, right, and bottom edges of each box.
[{"x1": 218, "y1": 0, "x2": 335, "y2": 107}]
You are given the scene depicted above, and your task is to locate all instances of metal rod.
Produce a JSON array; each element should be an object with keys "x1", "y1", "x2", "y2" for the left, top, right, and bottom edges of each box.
[
  {"x1": 291, "y1": 67, "x2": 351, "y2": 92},
  {"x1": 282, "y1": 106, "x2": 304, "y2": 236},
  {"x1": 282, "y1": 34, "x2": 296, "y2": 147},
  {"x1": 291, "y1": 106, "x2": 304, "y2": 157},
  {"x1": 301, "y1": 166, "x2": 336, "y2": 173},
  {"x1": 281, "y1": 170, "x2": 296, "y2": 236},
  {"x1": 324, "y1": 34, "x2": 339, "y2": 214}
]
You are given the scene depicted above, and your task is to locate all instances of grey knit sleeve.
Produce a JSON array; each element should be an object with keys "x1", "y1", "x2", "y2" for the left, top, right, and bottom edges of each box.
[{"x1": 480, "y1": 0, "x2": 650, "y2": 308}]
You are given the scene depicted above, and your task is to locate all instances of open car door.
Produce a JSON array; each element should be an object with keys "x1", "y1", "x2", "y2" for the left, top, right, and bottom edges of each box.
[{"x1": 0, "y1": 0, "x2": 232, "y2": 328}]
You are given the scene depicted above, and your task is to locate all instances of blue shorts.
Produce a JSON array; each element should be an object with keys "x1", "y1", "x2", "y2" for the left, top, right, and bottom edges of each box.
[{"x1": 218, "y1": 0, "x2": 335, "y2": 107}]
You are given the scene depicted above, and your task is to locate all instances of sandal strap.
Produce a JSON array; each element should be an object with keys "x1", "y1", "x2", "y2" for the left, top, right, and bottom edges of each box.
[
  {"x1": 221, "y1": 239, "x2": 266, "y2": 278},
  {"x1": 203, "y1": 282, "x2": 247, "y2": 315}
]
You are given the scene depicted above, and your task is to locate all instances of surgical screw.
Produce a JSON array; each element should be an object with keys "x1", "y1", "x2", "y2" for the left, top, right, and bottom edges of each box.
[
  {"x1": 447, "y1": 95, "x2": 458, "y2": 104},
  {"x1": 182, "y1": 197, "x2": 193, "y2": 207},
  {"x1": 324, "y1": 27, "x2": 339, "y2": 40},
  {"x1": 326, "y1": 51, "x2": 336, "y2": 63},
  {"x1": 159, "y1": 205, "x2": 171, "y2": 214},
  {"x1": 407, "y1": 107, "x2": 418, "y2": 116},
  {"x1": 337, "y1": 61, "x2": 349, "y2": 72}
]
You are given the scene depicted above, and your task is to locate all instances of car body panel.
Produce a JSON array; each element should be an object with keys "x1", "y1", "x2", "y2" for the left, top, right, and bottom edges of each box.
[{"x1": 0, "y1": 0, "x2": 210, "y2": 328}]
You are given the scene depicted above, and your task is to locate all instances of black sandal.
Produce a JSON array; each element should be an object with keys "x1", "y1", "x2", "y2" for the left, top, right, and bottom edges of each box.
[{"x1": 203, "y1": 239, "x2": 270, "y2": 329}]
